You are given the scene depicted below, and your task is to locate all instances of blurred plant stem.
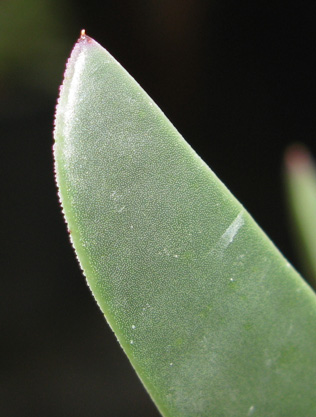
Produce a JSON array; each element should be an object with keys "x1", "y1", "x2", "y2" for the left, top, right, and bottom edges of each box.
[{"x1": 285, "y1": 144, "x2": 316, "y2": 290}]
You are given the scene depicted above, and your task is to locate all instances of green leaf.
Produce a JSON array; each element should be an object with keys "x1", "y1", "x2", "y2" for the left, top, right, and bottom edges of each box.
[
  {"x1": 54, "y1": 33, "x2": 316, "y2": 417},
  {"x1": 285, "y1": 144, "x2": 316, "y2": 289}
]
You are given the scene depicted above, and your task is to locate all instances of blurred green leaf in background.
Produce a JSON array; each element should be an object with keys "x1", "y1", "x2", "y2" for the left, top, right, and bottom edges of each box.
[
  {"x1": 285, "y1": 145, "x2": 316, "y2": 288},
  {"x1": 0, "y1": 0, "x2": 69, "y2": 87},
  {"x1": 0, "y1": 0, "x2": 73, "y2": 115}
]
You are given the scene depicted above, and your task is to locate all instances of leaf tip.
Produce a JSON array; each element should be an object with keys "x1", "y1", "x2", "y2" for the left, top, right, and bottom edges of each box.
[
  {"x1": 77, "y1": 28, "x2": 94, "y2": 45},
  {"x1": 80, "y1": 29, "x2": 86, "y2": 39}
]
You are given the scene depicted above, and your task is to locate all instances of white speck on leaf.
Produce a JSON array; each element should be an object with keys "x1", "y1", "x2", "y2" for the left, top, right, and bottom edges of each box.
[{"x1": 247, "y1": 405, "x2": 255, "y2": 415}]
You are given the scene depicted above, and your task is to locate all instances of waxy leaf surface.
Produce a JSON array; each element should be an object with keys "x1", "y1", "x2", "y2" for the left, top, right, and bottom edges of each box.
[{"x1": 54, "y1": 35, "x2": 316, "y2": 417}]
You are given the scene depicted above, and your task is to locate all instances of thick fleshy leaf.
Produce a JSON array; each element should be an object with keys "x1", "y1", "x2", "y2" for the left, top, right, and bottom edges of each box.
[
  {"x1": 54, "y1": 33, "x2": 316, "y2": 417},
  {"x1": 285, "y1": 144, "x2": 316, "y2": 288}
]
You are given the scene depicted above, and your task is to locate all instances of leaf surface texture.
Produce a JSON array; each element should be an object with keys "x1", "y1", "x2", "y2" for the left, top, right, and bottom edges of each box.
[{"x1": 54, "y1": 35, "x2": 316, "y2": 417}]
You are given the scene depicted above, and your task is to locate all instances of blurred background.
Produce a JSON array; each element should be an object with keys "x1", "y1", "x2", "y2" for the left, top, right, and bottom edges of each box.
[{"x1": 1, "y1": 1, "x2": 316, "y2": 416}]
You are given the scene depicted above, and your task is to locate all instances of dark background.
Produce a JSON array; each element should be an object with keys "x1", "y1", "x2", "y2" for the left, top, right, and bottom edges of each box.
[{"x1": 1, "y1": 1, "x2": 316, "y2": 416}]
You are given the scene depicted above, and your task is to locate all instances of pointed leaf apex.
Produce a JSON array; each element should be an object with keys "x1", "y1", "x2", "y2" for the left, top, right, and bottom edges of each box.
[{"x1": 77, "y1": 29, "x2": 94, "y2": 46}]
